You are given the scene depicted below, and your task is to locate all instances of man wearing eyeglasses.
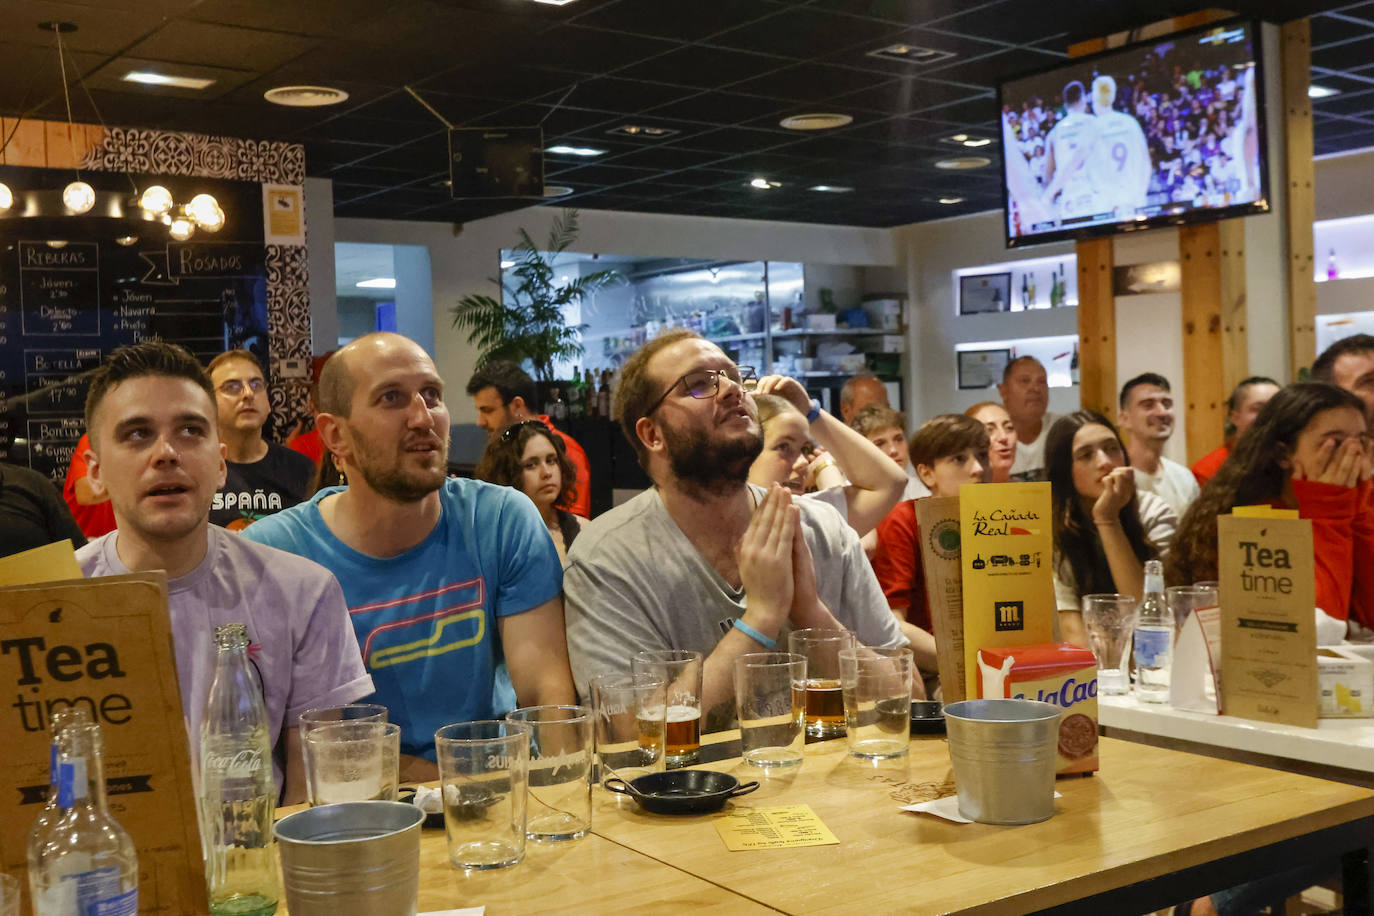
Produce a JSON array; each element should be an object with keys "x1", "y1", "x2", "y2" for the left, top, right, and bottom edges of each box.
[
  {"x1": 207, "y1": 349, "x2": 315, "y2": 531},
  {"x1": 563, "y1": 329, "x2": 920, "y2": 727}
]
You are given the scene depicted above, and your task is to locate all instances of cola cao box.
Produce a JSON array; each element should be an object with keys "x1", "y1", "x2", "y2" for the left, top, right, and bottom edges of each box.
[{"x1": 976, "y1": 642, "x2": 1100, "y2": 776}]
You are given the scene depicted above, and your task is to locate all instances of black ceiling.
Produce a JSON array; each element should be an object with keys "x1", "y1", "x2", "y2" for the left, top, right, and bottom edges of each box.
[{"x1": 0, "y1": 0, "x2": 1367, "y2": 228}]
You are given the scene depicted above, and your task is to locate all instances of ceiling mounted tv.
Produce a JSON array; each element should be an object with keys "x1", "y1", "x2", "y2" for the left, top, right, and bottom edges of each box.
[{"x1": 998, "y1": 18, "x2": 1269, "y2": 248}]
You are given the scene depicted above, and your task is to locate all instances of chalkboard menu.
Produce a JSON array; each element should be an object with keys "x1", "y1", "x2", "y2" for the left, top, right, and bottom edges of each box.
[{"x1": 0, "y1": 166, "x2": 270, "y2": 484}]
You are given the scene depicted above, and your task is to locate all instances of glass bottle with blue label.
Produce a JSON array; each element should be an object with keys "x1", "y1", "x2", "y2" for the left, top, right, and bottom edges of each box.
[
  {"x1": 1133, "y1": 559, "x2": 1173, "y2": 703},
  {"x1": 29, "y1": 721, "x2": 138, "y2": 916},
  {"x1": 26, "y1": 706, "x2": 96, "y2": 873}
]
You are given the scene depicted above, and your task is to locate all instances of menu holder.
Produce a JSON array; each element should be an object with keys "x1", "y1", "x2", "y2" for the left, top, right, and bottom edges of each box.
[
  {"x1": 1217, "y1": 514, "x2": 1318, "y2": 728},
  {"x1": 0, "y1": 573, "x2": 207, "y2": 914},
  {"x1": 913, "y1": 496, "x2": 965, "y2": 703},
  {"x1": 958, "y1": 482, "x2": 1057, "y2": 699}
]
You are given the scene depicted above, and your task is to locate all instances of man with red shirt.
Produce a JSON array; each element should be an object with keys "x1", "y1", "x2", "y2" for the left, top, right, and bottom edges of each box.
[
  {"x1": 467, "y1": 361, "x2": 590, "y2": 517},
  {"x1": 1190, "y1": 376, "x2": 1278, "y2": 486},
  {"x1": 63, "y1": 432, "x2": 117, "y2": 538}
]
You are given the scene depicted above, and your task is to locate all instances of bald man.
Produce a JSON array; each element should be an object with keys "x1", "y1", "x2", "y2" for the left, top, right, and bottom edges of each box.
[
  {"x1": 243, "y1": 332, "x2": 575, "y2": 776},
  {"x1": 839, "y1": 373, "x2": 889, "y2": 424}
]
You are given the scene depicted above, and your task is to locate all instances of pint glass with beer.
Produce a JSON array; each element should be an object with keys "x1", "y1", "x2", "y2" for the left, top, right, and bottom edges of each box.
[
  {"x1": 788, "y1": 628, "x2": 855, "y2": 739},
  {"x1": 631, "y1": 649, "x2": 704, "y2": 767}
]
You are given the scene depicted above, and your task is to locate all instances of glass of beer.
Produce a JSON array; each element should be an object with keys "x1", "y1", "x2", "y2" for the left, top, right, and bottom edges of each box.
[
  {"x1": 631, "y1": 649, "x2": 703, "y2": 768},
  {"x1": 838, "y1": 647, "x2": 912, "y2": 759},
  {"x1": 303, "y1": 721, "x2": 401, "y2": 805},
  {"x1": 591, "y1": 673, "x2": 666, "y2": 783},
  {"x1": 788, "y1": 628, "x2": 855, "y2": 739},
  {"x1": 734, "y1": 652, "x2": 806, "y2": 769},
  {"x1": 435, "y1": 720, "x2": 529, "y2": 870}
]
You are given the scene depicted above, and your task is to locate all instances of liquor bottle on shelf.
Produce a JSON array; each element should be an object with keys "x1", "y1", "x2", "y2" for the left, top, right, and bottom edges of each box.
[
  {"x1": 1327, "y1": 248, "x2": 1340, "y2": 281},
  {"x1": 597, "y1": 371, "x2": 611, "y2": 420},
  {"x1": 1027, "y1": 273, "x2": 1037, "y2": 308},
  {"x1": 27, "y1": 707, "x2": 95, "y2": 879},
  {"x1": 1020, "y1": 273, "x2": 1030, "y2": 309},
  {"x1": 567, "y1": 369, "x2": 584, "y2": 419},
  {"x1": 1049, "y1": 265, "x2": 1062, "y2": 309},
  {"x1": 29, "y1": 723, "x2": 139, "y2": 916},
  {"x1": 1070, "y1": 344, "x2": 1080, "y2": 386},
  {"x1": 550, "y1": 387, "x2": 567, "y2": 422},
  {"x1": 1133, "y1": 561, "x2": 1173, "y2": 703},
  {"x1": 200, "y1": 623, "x2": 280, "y2": 916}
]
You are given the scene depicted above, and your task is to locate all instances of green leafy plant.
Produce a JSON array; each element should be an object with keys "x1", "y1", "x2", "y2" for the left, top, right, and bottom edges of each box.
[{"x1": 450, "y1": 209, "x2": 622, "y2": 382}]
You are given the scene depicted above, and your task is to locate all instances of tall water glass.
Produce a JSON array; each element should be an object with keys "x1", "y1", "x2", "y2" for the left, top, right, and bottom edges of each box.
[
  {"x1": 1168, "y1": 585, "x2": 1218, "y2": 632},
  {"x1": 734, "y1": 652, "x2": 806, "y2": 768},
  {"x1": 303, "y1": 721, "x2": 400, "y2": 805},
  {"x1": 631, "y1": 650, "x2": 703, "y2": 767},
  {"x1": 591, "y1": 673, "x2": 666, "y2": 782},
  {"x1": 434, "y1": 721, "x2": 529, "y2": 870},
  {"x1": 1081, "y1": 594, "x2": 1139, "y2": 694},
  {"x1": 788, "y1": 628, "x2": 854, "y2": 739},
  {"x1": 838, "y1": 647, "x2": 912, "y2": 759},
  {"x1": 504, "y1": 705, "x2": 593, "y2": 842}
]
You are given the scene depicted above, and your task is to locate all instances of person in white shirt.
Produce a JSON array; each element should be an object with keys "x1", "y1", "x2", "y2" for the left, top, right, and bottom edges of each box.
[
  {"x1": 1088, "y1": 75, "x2": 1151, "y2": 218},
  {"x1": 1117, "y1": 372, "x2": 1199, "y2": 519},
  {"x1": 1042, "y1": 80, "x2": 1101, "y2": 222},
  {"x1": 1000, "y1": 357, "x2": 1058, "y2": 480}
]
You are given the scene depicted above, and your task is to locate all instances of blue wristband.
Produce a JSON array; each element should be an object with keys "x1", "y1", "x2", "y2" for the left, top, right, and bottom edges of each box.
[
  {"x1": 733, "y1": 618, "x2": 776, "y2": 649},
  {"x1": 807, "y1": 398, "x2": 821, "y2": 423}
]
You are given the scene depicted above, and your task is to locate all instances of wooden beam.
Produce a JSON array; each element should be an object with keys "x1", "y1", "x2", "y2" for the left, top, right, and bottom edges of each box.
[
  {"x1": 1282, "y1": 20, "x2": 1316, "y2": 377},
  {"x1": 1218, "y1": 218, "x2": 1249, "y2": 397},
  {"x1": 1076, "y1": 237, "x2": 1115, "y2": 417},
  {"x1": 1180, "y1": 222, "x2": 1228, "y2": 463}
]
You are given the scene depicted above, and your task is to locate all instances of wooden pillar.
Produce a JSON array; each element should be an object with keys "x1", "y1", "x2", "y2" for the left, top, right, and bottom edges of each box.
[
  {"x1": 1282, "y1": 20, "x2": 1317, "y2": 377},
  {"x1": 1075, "y1": 237, "x2": 1115, "y2": 417}
]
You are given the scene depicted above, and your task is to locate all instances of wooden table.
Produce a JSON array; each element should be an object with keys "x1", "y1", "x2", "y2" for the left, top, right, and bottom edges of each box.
[
  {"x1": 280, "y1": 733, "x2": 1374, "y2": 915},
  {"x1": 1100, "y1": 692, "x2": 1374, "y2": 786}
]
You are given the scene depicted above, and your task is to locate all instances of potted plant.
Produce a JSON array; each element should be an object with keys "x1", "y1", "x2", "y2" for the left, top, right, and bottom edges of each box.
[{"x1": 450, "y1": 209, "x2": 622, "y2": 382}]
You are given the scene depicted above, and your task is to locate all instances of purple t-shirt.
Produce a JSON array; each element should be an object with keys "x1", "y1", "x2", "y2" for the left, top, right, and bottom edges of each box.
[{"x1": 76, "y1": 526, "x2": 373, "y2": 790}]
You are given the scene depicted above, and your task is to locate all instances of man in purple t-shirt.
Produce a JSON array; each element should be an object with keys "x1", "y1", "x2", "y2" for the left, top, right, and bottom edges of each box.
[{"x1": 75, "y1": 341, "x2": 372, "y2": 802}]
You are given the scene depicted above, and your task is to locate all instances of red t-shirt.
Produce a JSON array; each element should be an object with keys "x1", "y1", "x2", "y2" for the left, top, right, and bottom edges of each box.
[
  {"x1": 288, "y1": 428, "x2": 325, "y2": 466},
  {"x1": 62, "y1": 433, "x2": 117, "y2": 538},
  {"x1": 539, "y1": 415, "x2": 590, "y2": 518},
  {"x1": 868, "y1": 499, "x2": 932, "y2": 633},
  {"x1": 1191, "y1": 444, "x2": 1229, "y2": 486},
  {"x1": 1292, "y1": 478, "x2": 1374, "y2": 629}
]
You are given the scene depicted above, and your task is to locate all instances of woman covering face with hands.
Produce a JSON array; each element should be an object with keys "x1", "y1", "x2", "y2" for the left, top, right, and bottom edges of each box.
[
  {"x1": 1043, "y1": 411, "x2": 1177, "y2": 647},
  {"x1": 1168, "y1": 383, "x2": 1374, "y2": 640}
]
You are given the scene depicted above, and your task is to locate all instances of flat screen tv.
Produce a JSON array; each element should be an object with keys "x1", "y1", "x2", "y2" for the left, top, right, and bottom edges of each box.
[{"x1": 998, "y1": 18, "x2": 1269, "y2": 248}]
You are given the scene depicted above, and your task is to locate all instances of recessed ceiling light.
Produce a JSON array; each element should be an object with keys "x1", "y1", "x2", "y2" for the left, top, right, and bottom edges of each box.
[
  {"x1": 264, "y1": 85, "x2": 350, "y2": 107},
  {"x1": 937, "y1": 196, "x2": 965, "y2": 205},
  {"x1": 809, "y1": 185, "x2": 853, "y2": 193},
  {"x1": 934, "y1": 156, "x2": 992, "y2": 170},
  {"x1": 867, "y1": 43, "x2": 956, "y2": 65},
  {"x1": 779, "y1": 113, "x2": 854, "y2": 131},
  {"x1": 749, "y1": 177, "x2": 782, "y2": 189},
  {"x1": 545, "y1": 145, "x2": 605, "y2": 157},
  {"x1": 532, "y1": 0, "x2": 576, "y2": 5},
  {"x1": 123, "y1": 71, "x2": 216, "y2": 90},
  {"x1": 963, "y1": 138, "x2": 992, "y2": 147},
  {"x1": 1309, "y1": 84, "x2": 1340, "y2": 98},
  {"x1": 543, "y1": 185, "x2": 574, "y2": 197},
  {"x1": 606, "y1": 124, "x2": 679, "y2": 139},
  {"x1": 356, "y1": 277, "x2": 396, "y2": 289},
  {"x1": 940, "y1": 133, "x2": 993, "y2": 148},
  {"x1": 500, "y1": 260, "x2": 516, "y2": 269}
]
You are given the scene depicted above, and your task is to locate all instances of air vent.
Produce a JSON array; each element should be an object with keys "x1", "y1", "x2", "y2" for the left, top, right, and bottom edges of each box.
[
  {"x1": 264, "y1": 85, "x2": 350, "y2": 107},
  {"x1": 779, "y1": 113, "x2": 853, "y2": 131},
  {"x1": 867, "y1": 43, "x2": 956, "y2": 65}
]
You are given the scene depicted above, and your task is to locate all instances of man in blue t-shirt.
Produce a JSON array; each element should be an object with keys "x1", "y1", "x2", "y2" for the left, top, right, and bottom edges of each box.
[{"x1": 243, "y1": 332, "x2": 574, "y2": 778}]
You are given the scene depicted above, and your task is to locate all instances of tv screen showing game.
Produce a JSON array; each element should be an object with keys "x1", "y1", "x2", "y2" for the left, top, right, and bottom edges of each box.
[{"x1": 998, "y1": 18, "x2": 1269, "y2": 248}]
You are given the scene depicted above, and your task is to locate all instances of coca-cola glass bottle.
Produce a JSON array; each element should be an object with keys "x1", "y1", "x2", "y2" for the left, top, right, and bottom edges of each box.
[{"x1": 200, "y1": 623, "x2": 280, "y2": 915}]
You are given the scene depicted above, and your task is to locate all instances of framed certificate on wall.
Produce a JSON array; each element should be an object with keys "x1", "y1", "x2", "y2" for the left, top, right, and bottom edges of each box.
[
  {"x1": 958, "y1": 348, "x2": 1010, "y2": 390},
  {"x1": 959, "y1": 272, "x2": 1012, "y2": 315}
]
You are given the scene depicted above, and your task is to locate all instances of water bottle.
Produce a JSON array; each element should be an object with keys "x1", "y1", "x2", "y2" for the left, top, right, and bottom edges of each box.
[
  {"x1": 26, "y1": 706, "x2": 95, "y2": 873},
  {"x1": 200, "y1": 623, "x2": 280, "y2": 916},
  {"x1": 29, "y1": 722, "x2": 139, "y2": 915},
  {"x1": 1134, "y1": 560, "x2": 1173, "y2": 703}
]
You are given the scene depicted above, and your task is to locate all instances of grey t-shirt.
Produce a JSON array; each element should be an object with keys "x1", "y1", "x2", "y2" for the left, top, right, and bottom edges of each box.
[{"x1": 563, "y1": 484, "x2": 905, "y2": 714}]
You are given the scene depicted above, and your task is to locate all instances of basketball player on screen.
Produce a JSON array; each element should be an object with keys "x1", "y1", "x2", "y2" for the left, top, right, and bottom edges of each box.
[
  {"x1": 1041, "y1": 80, "x2": 1101, "y2": 222},
  {"x1": 1222, "y1": 65, "x2": 1261, "y2": 204},
  {"x1": 1086, "y1": 75, "x2": 1151, "y2": 218}
]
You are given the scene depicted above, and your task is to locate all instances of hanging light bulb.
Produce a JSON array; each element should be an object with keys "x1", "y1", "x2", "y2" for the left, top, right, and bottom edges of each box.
[
  {"x1": 201, "y1": 202, "x2": 225, "y2": 232},
  {"x1": 138, "y1": 185, "x2": 173, "y2": 215},
  {"x1": 62, "y1": 180, "x2": 95, "y2": 214},
  {"x1": 168, "y1": 217, "x2": 195, "y2": 241},
  {"x1": 114, "y1": 235, "x2": 138, "y2": 246},
  {"x1": 0, "y1": 183, "x2": 11, "y2": 210},
  {"x1": 187, "y1": 193, "x2": 219, "y2": 224}
]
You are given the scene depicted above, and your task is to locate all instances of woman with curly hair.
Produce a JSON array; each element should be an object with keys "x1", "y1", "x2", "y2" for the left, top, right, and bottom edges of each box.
[
  {"x1": 1167, "y1": 382, "x2": 1374, "y2": 641},
  {"x1": 1044, "y1": 410, "x2": 1176, "y2": 646},
  {"x1": 477, "y1": 419, "x2": 586, "y2": 563}
]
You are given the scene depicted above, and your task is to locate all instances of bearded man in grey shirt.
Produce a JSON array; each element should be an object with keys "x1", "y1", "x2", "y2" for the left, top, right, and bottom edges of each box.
[{"x1": 563, "y1": 330, "x2": 922, "y2": 727}]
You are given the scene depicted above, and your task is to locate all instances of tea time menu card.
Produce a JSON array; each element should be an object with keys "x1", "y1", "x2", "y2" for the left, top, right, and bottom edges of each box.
[
  {"x1": 1218, "y1": 515, "x2": 1318, "y2": 728},
  {"x1": 713, "y1": 805, "x2": 839, "y2": 851},
  {"x1": 959, "y1": 482, "x2": 1056, "y2": 698},
  {"x1": 914, "y1": 497, "x2": 966, "y2": 702}
]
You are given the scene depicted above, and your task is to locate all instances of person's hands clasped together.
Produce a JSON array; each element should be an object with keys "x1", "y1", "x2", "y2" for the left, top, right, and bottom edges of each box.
[
  {"x1": 735, "y1": 484, "x2": 798, "y2": 641},
  {"x1": 1292, "y1": 435, "x2": 1373, "y2": 489},
  {"x1": 1092, "y1": 466, "x2": 1136, "y2": 527}
]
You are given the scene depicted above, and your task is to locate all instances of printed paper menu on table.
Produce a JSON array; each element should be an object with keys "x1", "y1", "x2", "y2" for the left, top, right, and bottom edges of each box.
[
  {"x1": 713, "y1": 805, "x2": 840, "y2": 851},
  {"x1": 959, "y1": 482, "x2": 1056, "y2": 699},
  {"x1": 1218, "y1": 514, "x2": 1318, "y2": 728}
]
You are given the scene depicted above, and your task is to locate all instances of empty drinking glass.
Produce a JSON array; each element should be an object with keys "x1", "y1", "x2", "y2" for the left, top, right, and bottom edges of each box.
[
  {"x1": 504, "y1": 705, "x2": 593, "y2": 842},
  {"x1": 734, "y1": 652, "x2": 806, "y2": 769},
  {"x1": 838, "y1": 647, "x2": 912, "y2": 759},
  {"x1": 1081, "y1": 594, "x2": 1139, "y2": 695},
  {"x1": 435, "y1": 721, "x2": 529, "y2": 870}
]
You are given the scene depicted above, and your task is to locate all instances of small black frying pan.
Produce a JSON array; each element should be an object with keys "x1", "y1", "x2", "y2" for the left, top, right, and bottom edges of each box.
[{"x1": 604, "y1": 769, "x2": 759, "y2": 815}]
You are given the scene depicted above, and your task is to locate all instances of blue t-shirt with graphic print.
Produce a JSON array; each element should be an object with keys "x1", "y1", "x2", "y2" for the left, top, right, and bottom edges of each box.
[{"x1": 243, "y1": 477, "x2": 561, "y2": 760}]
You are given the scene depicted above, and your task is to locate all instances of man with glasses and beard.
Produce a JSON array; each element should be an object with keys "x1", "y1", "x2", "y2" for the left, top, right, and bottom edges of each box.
[
  {"x1": 563, "y1": 330, "x2": 919, "y2": 727},
  {"x1": 244, "y1": 333, "x2": 575, "y2": 778}
]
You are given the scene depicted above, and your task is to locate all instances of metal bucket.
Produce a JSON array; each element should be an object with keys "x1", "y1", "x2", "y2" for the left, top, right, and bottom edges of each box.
[
  {"x1": 943, "y1": 699, "x2": 1061, "y2": 826},
  {"x1": 274, "y1": 801, "x2": 424, "y2": 916}
]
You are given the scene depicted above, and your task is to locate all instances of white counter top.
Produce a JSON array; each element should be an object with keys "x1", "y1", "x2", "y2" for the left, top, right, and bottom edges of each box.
[{"x1": 1098, "y1": 693, "x2": 1374, "y2": 774}]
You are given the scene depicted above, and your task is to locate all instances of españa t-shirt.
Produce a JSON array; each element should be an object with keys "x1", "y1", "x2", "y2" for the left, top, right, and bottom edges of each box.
[
  {"x1": 210, "y1": 441, "x2": 315, "y2": 531},
  {"x1": 242, "y1": 478, "x2": 562, "y2": 760}
]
